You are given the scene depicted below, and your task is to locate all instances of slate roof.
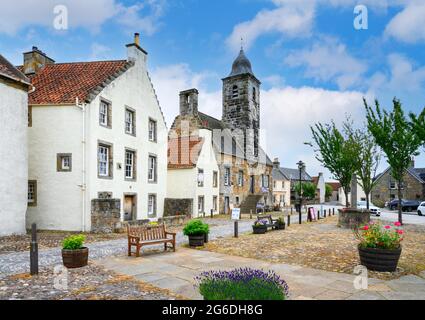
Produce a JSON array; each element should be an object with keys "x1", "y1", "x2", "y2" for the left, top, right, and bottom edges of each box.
[
  {"x1": 168, "y1": 136, "x2": 204, "y2": 169},
  {"x1": 272, "y1": 166, "x2": 289, "y2": 181},
  {"x1": 0, "y1": 54, "x2": 30, "y2": 85},
  {"x1": 20, "y1": 60, "x2": 134, "y2": 105},
  {"x1": 375, "y1": 167, "x2": 425, "y2": 184},
  {"x1": 280, "y1": 167, "x2": 313, "y2": 182}
]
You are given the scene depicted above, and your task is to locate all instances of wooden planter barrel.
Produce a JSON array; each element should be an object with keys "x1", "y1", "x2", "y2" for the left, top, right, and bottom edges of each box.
[
  {"x1": 204, "y1": 233, "x2": 209, "y2": 243},
  {"x1": 62, "y1": 247, "x2": 89, "y2": 269},
  {"x1": 188, "y1": 235, "x2": 205, "y2": 247},
  {"x1": 276, "y1": 223, "x2": 286, "y2": 230},
  {"x1": 253, "y1": 225, "x2": 267, "y2": 234},
  {"x1": 358, "y1": 245, "x2": 402, "y2": 272}
]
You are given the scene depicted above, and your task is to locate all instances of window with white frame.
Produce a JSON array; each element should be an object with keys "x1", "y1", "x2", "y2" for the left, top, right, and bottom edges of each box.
[
  {"x1": 262, "y1": 175, "x2": 270, "y2": 188},
  {"x1": 125, "y1": 150, "x2": 135, "y2": 180},
  {"x1": 98, "y1": 144, "x2": 112, "y2": 178},
  {"x1": 148, "y1": 194, "x2": 157, "y2": 217},
  {"x1": 28, "y1": 180, "x2": 37, "y2": 206},
  {"x1": 224, "y1": 167, "x2": 231, "y2": 186},
  {"x1": 198, "y1": 169, "x2": 204, "y2": 187},
  {"x1": 148, "y1": 155, "x2": 157, "y2": 182},
  {"x1": 198, "y1": 196, "x2": 204, "y2": 214},
  {"x1": 57, "y1": 153, "x2": 72, "y2": 172},
  {"x1": 99, "y1": 100, "x2": 111, "y2": 127},
  {"x1": 149, "y1": 119, "x2": 157, "y2": 142},
  {"x1": 390, "y1": 182, "x2": 396, "y2": 190},
  {"x1": 125, "y1": 109, "x2": 135, "y2": 135},
  {"x1": 238, "y1": 170, "x2": 244, "y2": 187}
]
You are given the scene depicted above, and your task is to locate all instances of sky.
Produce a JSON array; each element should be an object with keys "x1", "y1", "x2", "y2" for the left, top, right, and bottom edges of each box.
[{"x1": 1, "y1": 0, "x2": 425, "y2": 180}]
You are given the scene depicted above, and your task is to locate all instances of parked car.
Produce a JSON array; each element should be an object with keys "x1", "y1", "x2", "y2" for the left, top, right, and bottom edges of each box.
[
  {"x1": 417, "y1": 202, "x2": 425, "y2": 216},
  {"x1": 388, "y1": 199, "x2": 420, "y2": 212},
  {"x1": 357, "y1": 201, "x2": 381, "y2": 217}
]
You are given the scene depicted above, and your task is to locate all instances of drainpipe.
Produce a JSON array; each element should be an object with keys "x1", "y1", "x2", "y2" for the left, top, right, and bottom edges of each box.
[{"x1": 76, "y1": 97, "x2": 87, "y2": 232}]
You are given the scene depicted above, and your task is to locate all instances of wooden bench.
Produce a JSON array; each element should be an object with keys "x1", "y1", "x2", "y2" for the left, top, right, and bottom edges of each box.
[
  {"x1": 257, "y1": 215, "x2": 278, "y2": 231},
  {"x1": 127, "y1": 224, "x2": 176, "y2": 257}
]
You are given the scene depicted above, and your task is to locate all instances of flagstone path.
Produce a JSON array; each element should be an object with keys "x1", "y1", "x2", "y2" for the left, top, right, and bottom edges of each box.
[
  {"x1": 0, "y1": 219, "x2": 254, "y2": 278},
  {"x1": 96, "y1": 247, "x2": 425, "y2": 300}
]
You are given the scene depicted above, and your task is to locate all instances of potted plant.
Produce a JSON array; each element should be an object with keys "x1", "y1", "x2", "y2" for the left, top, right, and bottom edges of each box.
[
  {"x1": 183, "y1": 220, "x2": 209, "y2": 247},
  {"x1": 253, "y1": 220, "x2": 268, "y2": 234},
  {"x1": 62, "y1": 235, "x2": 89, "y2": 269},
  {"x1": 355, "y1": 222, "x2": 404, "y2": 272},
  {"x1": 276, "y1": 217, "x2": 286, "y2": 230}
]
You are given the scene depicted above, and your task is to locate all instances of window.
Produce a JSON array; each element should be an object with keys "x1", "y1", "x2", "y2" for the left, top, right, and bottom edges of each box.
[
  {"x1": 213, "y1": 196, "x2": 218, "y2": 212},
  {"x1": 274, "y1": 181, "x2": 277, "y2": 188},
  {"x1": 148, "y1": 155, "x2": 157, "y2": 183},
  {"x1": 213, "y1": 171, "x2": 218, "y2": 188},
  {"x1": 253, "y1": 87, "x2": 256, "y2": 101},
  {"x1": 262, "y1": 175, "x2": 270, "y2": 188},
  {"x1": 98, "y1": 143, "x2": 113, "y2": 178},
  {"x1": 390, "y1": 182, "x2": 396, "y2": 190},
  {"x1": 99, "y1": 100, "x2": 111, "y2": 128},
  {"x1": 198, "y1": 169, "x2": 204, "y2": 187},
  {"x1": 28, "y1": 180, "x2": 37, "y2": 207},
  {"x1": 238, "y1": 170, "x2": 244, "y2": 187},
  {"x1": 224, "y1": 167, "x2": 231, "y2": 186},
  {"x1": 198, "y1": 196, "x2": 205, "y2": 214},
  {"x1": 149, "y1": 119, "x2": 157, "y2": 142},
  {"x1": 125, "y1": 108, "x2": 135, "y2": 135},
  {"x1": 57, "y1": 153, "x2": 72, "y2": 172},
  {"x1": 232, "y1": 85, "x2": 239, "y2": 99},
  {"x1": 232, "y1": 138, "x2": 237, "y2": 156},
  {"x1": 125, "y1": 150, "x2": 136, "y2": 180},
  {"x1": 148, "y1": 194, "x2": 157, "y2": 217},
  {"x1": 235, "y1": 196, "x2": 240, "y2": 206},
  {"x1": 282, "y1": 181, "x2": 285, "y2": 188}
]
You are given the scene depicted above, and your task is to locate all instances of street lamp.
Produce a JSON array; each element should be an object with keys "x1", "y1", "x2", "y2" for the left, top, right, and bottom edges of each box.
[{"x1": 297, "y1": 161, "x2": 306, "y2": 224}]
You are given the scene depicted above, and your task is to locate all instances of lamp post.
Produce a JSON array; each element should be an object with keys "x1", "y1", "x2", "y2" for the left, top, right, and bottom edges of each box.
[{"x1": 297, "y1": 161, "x2": 305, "y2": 224}]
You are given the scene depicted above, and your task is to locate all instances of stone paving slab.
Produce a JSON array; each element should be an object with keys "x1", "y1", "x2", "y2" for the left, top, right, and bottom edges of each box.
[{"x1": 96, "y1": 247, "x2": 425, "y2": 300}]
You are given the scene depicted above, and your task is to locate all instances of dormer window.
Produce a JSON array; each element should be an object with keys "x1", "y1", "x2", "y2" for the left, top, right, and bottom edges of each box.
[{"x1": 232, "y1": 85, "x2": 239, "y2": 99}]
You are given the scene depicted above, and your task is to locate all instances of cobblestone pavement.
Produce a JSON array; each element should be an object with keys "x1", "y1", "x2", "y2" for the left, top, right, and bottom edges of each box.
[
  {"x1": 0, "y1": 263, "x2": 182, "y2": 300},
  {"x1": 97, "y1": 247, "x2": 425, "y2": 300},
  {"x1": 0, "y1": 219, "x2": 254, "y2": 279}
]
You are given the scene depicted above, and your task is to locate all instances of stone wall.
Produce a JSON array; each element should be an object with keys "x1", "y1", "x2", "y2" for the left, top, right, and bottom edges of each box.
[
  {"x1": 91, "y1": 199, "x2": 121, "y2": 233},
  {"x1": 164, "y1": 198, "x2": 193, "y2": 217},
  {"x1": 371, "y1": 170, "x2": 425, "y2": 206}
]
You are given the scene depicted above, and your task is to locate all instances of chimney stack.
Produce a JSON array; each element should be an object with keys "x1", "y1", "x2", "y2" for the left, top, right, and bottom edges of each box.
[
  {"x1": 23, "y1": 46, "x2": 55, "y2": 75},
  {"x1": 134, "y1": 33, "x2": 140, "y2": 46},
  {"x1": 126, "y1": 32, "x2": 148, "y2": 63},
  {"x1": 179, "y1": 89, "x2": 199, "y2": 116},
  {"x1": 273, "y1": 158, "x2": 280, "y2": 168}
]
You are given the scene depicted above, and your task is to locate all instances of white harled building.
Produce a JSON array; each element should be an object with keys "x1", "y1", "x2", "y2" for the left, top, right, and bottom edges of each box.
[
  {"x1": 25, "y1": 34, "x2": 168, "y2": 231},
  {"x1": 0, "y1": 54, "x2": 32, "y2": 236}
]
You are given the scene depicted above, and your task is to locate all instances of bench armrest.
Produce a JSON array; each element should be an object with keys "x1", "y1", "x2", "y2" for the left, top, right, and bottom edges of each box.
[
  {"x1": 128, "y1": 235, "x2": 140, "y2": 244},
  {"x1": 166, "y1": 231, "x2": 176, "y2": 236}
]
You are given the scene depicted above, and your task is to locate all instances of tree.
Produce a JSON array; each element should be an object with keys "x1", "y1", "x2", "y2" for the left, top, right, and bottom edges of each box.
[
  {"x1": 325, "y1": 184, "x2": 333, "y2": 200},
  {"x1": 295, "y1": 182, "x2": 316, "y2": 200},
  {"x1": 365, "y1": 98, "x2": 422, "y2": 224},
  {"x1": 310, "y1": 121, "x2": 360, "y2": 207},
  {"x1": 344, "y1": 123, "x2": 381, "y2": 210}
]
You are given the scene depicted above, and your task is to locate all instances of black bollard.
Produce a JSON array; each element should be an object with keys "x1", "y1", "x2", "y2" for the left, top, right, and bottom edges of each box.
[
  {"x1": 234, "y1": 221, "x2": 238, "y2": 238},
  {"x1": 211, "y1": 209, "x2": 213, "y2": 219},
  {"x1": 287, "y1": 214, "x2": 291, "y2": 227},
  {"x1": 333, "y1": 208, "x2": 335, "y2": 216},
  {"x1": 30, "y1": 223, "x2": 38, "y2": 275},
  {"x1": 324, "y1": 209, "x2": 327, "y2": 218}
]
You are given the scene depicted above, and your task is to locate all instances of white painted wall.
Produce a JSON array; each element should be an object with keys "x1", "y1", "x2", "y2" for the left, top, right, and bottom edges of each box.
[
  {"x1": 167, "y1": 129, "x2": 220, "y2": 217},
  {"x1": 338, "y1": 183, "x2": 368, "y2": 206},
  {"x1": 0, "y1": 81, "x2": 28, "y2": 236},
  {"x1": 273, "y1": 179, "x2": 291, "y2": 207},
  {"x1": 27, "y1": 44, "x2": 168, "y2": 231},
  {"x1": 317, "y1": 173, "x2": 326, "y2": 204}
]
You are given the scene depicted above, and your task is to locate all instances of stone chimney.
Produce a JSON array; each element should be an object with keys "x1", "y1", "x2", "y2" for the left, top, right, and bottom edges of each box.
[
  {"x1": 410, "y1": 157, "x2": 415, "y2": 168},
  {"x1": 23, "y1": 46, "x2": 55, "y2": 75},
  {"x1": 179, "y1": 89, "x2": 199, "y2": 116},
  {"x1": 273, "y1": 158, "x2": 280, "y2": 168},
  {"x1": 126, "y1": 32, "x2": 148, "y2": 64}
]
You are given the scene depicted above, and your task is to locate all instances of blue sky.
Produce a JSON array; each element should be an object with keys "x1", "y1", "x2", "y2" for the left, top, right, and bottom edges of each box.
[{"x1": 1, "y1": 0, "x2": 425, "y2": 179}]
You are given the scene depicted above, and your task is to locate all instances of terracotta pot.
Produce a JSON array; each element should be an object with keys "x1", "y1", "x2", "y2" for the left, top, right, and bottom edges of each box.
[
  {"x1": 253, "y1": 225, "x2": 267, "y2": 234},
  {"x1": 188, "y1": 235, "x2": 205, "y2": 247},
  {"x1": 62, "y1": 247, "x2": 89, "y2": 269},
  {"x1": 358, "y1": 245, "x2": 402, "y2": 272}
]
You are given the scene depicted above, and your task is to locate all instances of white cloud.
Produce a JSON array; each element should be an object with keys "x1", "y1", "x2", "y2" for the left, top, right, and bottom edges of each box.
[
  {"x1": 90, "y1": 43, "x2": 112, "y2": 60},
  {"x1": 284, "y1": 38, "x2": 367, "y2": 90},
  {"x1": 0, "y1": 0, "x2": 166, "y2": 35},
  {"x1": 385, "y1": 1, "x2": 425, "y2": 43}
]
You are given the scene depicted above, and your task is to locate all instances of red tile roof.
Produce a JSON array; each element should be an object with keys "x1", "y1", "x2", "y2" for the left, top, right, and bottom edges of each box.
[
  {"x1": 168, "y1": 137, "x2": 205, "y2": 169},
  {"x1": 0, "y1": 54, "x2": 30, "y2": 85},
  {"x1": 22, "y1": 60, "x2": 132, "y2": 105},
  {"x1": 327, "y1": 182, "x2": 341, "y2": 191}
]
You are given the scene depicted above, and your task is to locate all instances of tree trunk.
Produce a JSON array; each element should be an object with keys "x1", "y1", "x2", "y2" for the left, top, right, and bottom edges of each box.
[
  {"x1": 398, "y1": 181, "x2": 403, "y2": 225},
  {"x1": 366, "y1": 192, "x2": 370, "y2": 210},
  {"x1": 345, "y1": 190, "x2": 350, "y2": 208}
]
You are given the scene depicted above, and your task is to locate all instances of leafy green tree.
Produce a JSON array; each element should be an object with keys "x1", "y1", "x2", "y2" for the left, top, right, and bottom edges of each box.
[
  {"x1": 344, "y1": 122, "x2": 381, "y2": 210},
  {"x1": 325, "y1": 184, "x2": 333, "y2": 200},
  {"x1": 365, "y1": 98, "x2": 422, "y2": 224},
  {"x1": 295, "y1": 182, "x2": 316, "y2": 200},
  {"x1": 310, "y1": 121, "x2": 360, "y2": 207}
]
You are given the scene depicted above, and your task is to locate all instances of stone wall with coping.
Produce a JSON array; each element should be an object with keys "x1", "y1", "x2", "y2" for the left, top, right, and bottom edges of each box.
[{"x1": 91, "y1": 199, "x2": 121, "y2": 233}]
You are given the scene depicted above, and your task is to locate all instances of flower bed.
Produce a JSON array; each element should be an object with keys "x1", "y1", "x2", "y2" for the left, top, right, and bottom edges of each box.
[{"x1": 195, "y1": 268, "x2": 289, "y2": 300}]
